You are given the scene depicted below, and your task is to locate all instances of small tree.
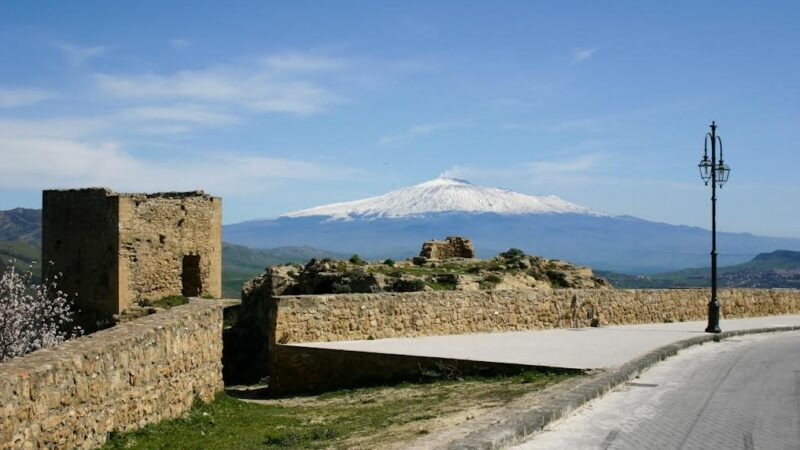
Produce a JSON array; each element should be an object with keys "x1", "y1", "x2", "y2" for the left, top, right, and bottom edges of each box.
[{"x1": 0, "y1": 262, "x2": 82, "y2": 363}]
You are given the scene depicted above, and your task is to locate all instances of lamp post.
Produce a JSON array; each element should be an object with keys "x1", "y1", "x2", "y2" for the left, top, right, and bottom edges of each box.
[{"x1": 698, "y1": 121, "x2": 731, "y2": 333}]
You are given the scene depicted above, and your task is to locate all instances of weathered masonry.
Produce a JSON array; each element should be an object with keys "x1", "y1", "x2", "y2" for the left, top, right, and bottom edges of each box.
[
  {"x1": 227, "y1": 287, "x2": 800, "y2": 391},
  {"x1": 0, "y1": 300, "x2": 224, "y2": 449},
  {"x1": 42, "y1": 188, "x2": 222, "y2": 317}
]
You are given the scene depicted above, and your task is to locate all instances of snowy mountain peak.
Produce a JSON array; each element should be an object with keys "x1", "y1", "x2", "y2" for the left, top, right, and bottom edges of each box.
[{"x1": 282, "y1": 177, "x2": 602, "y2": 220}]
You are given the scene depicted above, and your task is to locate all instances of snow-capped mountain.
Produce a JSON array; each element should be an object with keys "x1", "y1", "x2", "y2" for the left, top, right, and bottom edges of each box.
[
  {"x1": 224, "y1": 177, "x2": 800, "y2": 274},
  {"x1": 284, "y1": 177, "x2": 600, "y2": 220}
]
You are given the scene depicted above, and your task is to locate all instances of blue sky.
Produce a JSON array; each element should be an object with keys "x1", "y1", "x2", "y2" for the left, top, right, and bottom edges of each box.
[{"x1": 0, "y1": 1, "x2": 798, "y2": 237}]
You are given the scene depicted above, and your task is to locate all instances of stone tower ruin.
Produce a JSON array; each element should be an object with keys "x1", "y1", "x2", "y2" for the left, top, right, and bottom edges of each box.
[
  {"x1": 42, "y1": 188, "x2": 222, "y2": 318},
  {"x1": 419, "y1": 236, "x2": 476, "y2": 260}
]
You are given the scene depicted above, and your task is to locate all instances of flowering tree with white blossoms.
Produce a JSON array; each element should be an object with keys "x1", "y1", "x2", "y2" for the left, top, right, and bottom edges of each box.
[{"x1": 0, "y1": 262, "x2": 82, "y2": 363}]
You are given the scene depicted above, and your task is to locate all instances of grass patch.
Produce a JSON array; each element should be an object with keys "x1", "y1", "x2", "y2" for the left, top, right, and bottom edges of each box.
[
  {"x1": 479, "y1": 274, "x2": 503, "y2": 290},
  {"x1": 103, "y1": 371, "x2": 575, "y2": 450},
  {"x1": 426, "y1": 281, "x2": 457, "y2": 291}
]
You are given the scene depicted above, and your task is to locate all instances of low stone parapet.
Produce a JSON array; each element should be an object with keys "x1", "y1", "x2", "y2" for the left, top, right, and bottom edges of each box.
[
  {"x1": 0, "y1": 299, "x2": 224, "y2": 449},
  {"x1": 271, "y1": 289, "x2": 800, "y2": 345}
]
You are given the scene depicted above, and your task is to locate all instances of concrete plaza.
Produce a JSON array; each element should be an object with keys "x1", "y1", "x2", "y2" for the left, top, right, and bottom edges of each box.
[{"x1": 290, "y1": 315, "x2": 800, "y2": 370}]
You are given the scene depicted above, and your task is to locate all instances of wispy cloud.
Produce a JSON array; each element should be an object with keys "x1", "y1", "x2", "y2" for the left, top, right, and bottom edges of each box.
[
  {"x1": 94, "y1": 52, "x2": 347, "y2": 115},
  {"x1": 571, "y1": 48, "x2": 596, "y2": 64},
  {"x1": 508, "y1": 102, "x2": 700, "y2": 134},
  {"x1": 0, "y1": 102, "x2": 236, "y2": 137},
  {"x1": 0, "y1": 117, "x2": 108, "y2": 139},
  {"x1": 0, "y1": 117, "x2": 358, "y2": 193},
  {"x1": 442, "y1": 153, "x2": 606, "y2": 180},
  {"x1": 120, "y1": 104, "x2": 239, "y2": 126},
  {"x1": 262, "y1": 52, "x2": 349, "y2": 72},
  {"x1": 525, "y1": 154, "x2": 604, "y2": 174},
  {"x1": 0, "y1": 87, "x2": 51, "y2": 108},
  {"x1": 379, "y1": 121, "x2": 470, "y2": 145},
  {"x1": 54, "y1": 42, "x2": 108, "y2": 66}
]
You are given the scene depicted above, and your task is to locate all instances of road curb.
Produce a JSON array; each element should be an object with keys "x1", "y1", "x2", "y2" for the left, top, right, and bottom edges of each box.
[{"x1": 445, "y1": 325, "x2": 800, "y2": 450}]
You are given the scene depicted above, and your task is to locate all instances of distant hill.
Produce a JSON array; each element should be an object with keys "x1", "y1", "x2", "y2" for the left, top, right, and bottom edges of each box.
[
  {"x1": 0, "y1": 208, "x2": 41, "y2": 245},
  {"x1": 5, "y1": 204, "x2": 797, "y2": 293},
  {"x1": 0, "y1": 209, "x2": 42, "y2": 278},
  {"x1": 0, "y1": 208, "x2": 346, "y2": 296},
  {"x1": 599, "y1": 250, "x2": 800, "y2": 288},
  {"x1": 0, "y1": 239, "x2": 41, "y2": 281}
]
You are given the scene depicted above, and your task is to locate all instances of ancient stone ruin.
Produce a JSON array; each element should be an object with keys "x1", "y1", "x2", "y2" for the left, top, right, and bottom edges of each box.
[
  {"x1": 419, "y1": 236, "x2": 476, "y2": 260},
  {"x1": 42, "y1": 188, "x2": 222, "y2": 318}
]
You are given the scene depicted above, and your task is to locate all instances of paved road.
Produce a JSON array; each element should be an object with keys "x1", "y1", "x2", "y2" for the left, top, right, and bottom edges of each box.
[
  {"x1": 292, "y1": 315, "x2": 800, "y2": 369},
  {"x1": 513, "y1": 331, "x2": 800, "y2": 450}
]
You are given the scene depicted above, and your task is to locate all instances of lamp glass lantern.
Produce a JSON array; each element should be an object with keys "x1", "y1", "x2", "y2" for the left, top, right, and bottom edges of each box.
[
  {"x1": 698, "y1": 157, "x2": 712, "y2": 185},
  {"x1": 716, "y1": 162, "x2": 730, "y2": 187}
]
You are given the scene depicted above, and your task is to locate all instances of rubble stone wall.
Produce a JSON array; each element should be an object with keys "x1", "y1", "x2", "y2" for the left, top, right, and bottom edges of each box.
[
  {"x1": 272, "y1": 289, "x2": 800, "y2": 344},
  {"x1": 118, "y1": 193, "x2": 222, "y2": 305},
  {"x1": 0, "y1": 300, "x2": 224, "y2": 450},
  {"x1": 419, "y1": 236, "x2": 476, "y2": 260}
]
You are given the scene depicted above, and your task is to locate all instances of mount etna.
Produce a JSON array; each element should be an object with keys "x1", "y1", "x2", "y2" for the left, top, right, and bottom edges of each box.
[
  {"x1": 224, "y1": 177, "x2": 800, "y2": 274},
  {"x1": 3, "y1": 178, "x2": 799, "y2": 292}
]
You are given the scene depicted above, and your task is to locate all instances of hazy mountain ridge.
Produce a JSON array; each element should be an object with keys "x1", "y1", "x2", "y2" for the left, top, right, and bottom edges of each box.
[
  {"x1": 4, "y1": 177, "x2": 800, "y2": 290},
  {"x1": 0, "y1": 209, "x2": 345, "y2": 297},
  {"x1": 225, "y1": 211, "x2": 800, "y2": 274},
  {"x1": 0, "y1": 208, "x2": 41, "y2": 245},
  {"x1": 599, "y1": 250, "x2": 800, "y2": 288}
]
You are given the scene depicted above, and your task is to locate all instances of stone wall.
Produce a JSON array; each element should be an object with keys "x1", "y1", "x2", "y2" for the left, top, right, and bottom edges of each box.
[
  {"x1": 0, "y1": 299, "x2": 224, "y2": 450},
  {"x1": 118, "y1": 192, "x2": 222, "y2": 304},
  {"x1": 43, "y1": 188, "x2": 222, "y2": 317},
  {"x1": 42, "y1": 189, "x2": 121, "y2": 316},
  {"x1": 271, "y1": 289, "x2": 800, "y2": 345}
]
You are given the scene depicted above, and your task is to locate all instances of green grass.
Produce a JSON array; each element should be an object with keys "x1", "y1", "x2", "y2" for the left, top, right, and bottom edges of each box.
[
  {"x1": 103, "y1": 371, "x2": 575, "y2": 450},
  {"x1": 426, "y1": 281, "x2": 457, "y2": 291}
]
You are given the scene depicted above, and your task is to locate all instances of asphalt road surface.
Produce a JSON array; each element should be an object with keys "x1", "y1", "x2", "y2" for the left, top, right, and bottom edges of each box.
[{"x1": 513, "y1": 331, "x2": 800, "y2": 450}]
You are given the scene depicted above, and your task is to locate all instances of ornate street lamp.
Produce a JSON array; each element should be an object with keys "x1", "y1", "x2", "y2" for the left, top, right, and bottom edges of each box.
[{"x1": 698, "y1": 121, "x2": 731, "y2": 333}]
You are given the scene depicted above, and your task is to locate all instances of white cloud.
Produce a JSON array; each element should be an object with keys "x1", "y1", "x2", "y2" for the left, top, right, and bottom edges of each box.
[
  {"x1": 120, "y1": 104, "x2": 239, "y2": 126},
  {"x1": 571, "y1": 48, "x2": 596, "y2": 64},
  {"x1": 442, "y1": 154, "x2": 605, "y2": 180},
  {"x1": 508, "y1": 102, "x2": 700, "y2": 135},
  {"x1": 0, "y1": 134, "x2": 357, "y2": 194},
  {"x1": 524, "y1": 154, "x2": 604, "y2": 174},
  {"x1": 54, "y1": 42, "x2": 108, "y2": 66},
  {"x1": 0, "y1": 103, "x2": 236, "y2": 138},
  {"x1": 379, "y1": 121, "x2": 469, "y2": 145},
  {"x1": 262, "y1": 52, "x2": 348, "y2": 72},
  {"x1": 0, "y1": 111, "x2": 357, "y2": 194},
  {"x1": 94, "y1": 54, "x2": 343, "y2": 114},
  {"x1": 0, "y1": 117, "x2": 108, "y2": 139},
  {"x1": 0, "y1": 137, "x2": 133, "y2": 188},
  {"x1": 0, "y1": 87, "x2": 52, "y2": 108},
  {"x1": 95, "y1": 71, "x2": 240, "y2": 101}
]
